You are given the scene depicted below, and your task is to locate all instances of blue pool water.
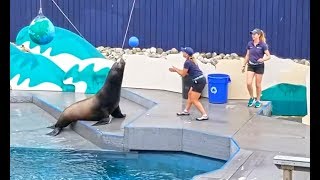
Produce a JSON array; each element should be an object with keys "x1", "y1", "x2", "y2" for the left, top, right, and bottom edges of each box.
[{"x1": 10, "y1": 147, "x2": 226, "y2": 180}]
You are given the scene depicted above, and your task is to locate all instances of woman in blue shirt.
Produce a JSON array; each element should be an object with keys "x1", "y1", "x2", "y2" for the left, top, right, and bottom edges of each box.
[
  {"x1": 241, "y1": 28, "x2": 271, "y2": 108},
  {"x1": 169, "y1": 47, "x2": 208, "y2": 121}
]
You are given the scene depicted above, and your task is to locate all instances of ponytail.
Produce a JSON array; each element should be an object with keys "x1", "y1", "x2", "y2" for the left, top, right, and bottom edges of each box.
[
  {"x1": 259, "y1": 30, "x2": 266, "y2": 43},
  {"x1": 189, "y1": 55, "x2": 198, "y2": 65}
]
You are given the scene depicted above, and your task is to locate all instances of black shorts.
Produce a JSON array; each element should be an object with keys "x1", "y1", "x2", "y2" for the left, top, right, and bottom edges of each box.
[
  {"x1": 247, "y1": 63, "x2": 264, "y2": 74},
  {"x1": 191, "y1": 77, "x2": 207, "y2": 93}
]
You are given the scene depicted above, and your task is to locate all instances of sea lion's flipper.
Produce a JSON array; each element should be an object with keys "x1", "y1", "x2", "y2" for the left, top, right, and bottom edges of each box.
[
  {"x1": 111, "y1": 106, "x2": 126, "y2": 118},
  {"x1": 47, "y1": 125, "x2": 55, "y2": 129},
  {"x1": 46, "y1": 127, "x2": 62, "y2": 136},
  {"x1": 92, "y1": 117, "x2": 111, "y2": 126}
]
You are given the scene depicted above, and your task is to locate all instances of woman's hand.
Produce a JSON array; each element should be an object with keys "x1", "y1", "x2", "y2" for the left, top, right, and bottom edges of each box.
[
  {"x1": 241, "y1": 65, "x2": 246, "y2": 73},
  {"x1": 169, "y1": 66, "x2": 176, "y2": 72},
  {"x1": 257, "y1": 58, "x2": 264, "y2": 63}
]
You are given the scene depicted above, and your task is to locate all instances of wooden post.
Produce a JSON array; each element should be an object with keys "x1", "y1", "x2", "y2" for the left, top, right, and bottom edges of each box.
[{"x1": 282, "y1": 165, "x2": 294, "y2": 180}]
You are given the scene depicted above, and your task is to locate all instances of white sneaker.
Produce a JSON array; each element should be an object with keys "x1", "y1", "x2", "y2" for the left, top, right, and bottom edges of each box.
[{"x1": 196, "y1": 115, "x2": 209, "y2": 121}]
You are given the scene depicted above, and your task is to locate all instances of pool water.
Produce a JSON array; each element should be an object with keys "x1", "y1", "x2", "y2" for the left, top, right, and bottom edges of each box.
[{"x1": 10, "y1": 147, "x2": 226, "y2": 180}]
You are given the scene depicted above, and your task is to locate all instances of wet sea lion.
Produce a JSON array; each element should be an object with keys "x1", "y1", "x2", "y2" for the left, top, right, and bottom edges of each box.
[{"x1": 46, "y1": 58, "x2": 126, "y2": 136}]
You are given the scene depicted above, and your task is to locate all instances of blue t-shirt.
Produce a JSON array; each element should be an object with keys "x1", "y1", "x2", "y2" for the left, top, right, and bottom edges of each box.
[
  {"x1": 247, "y1": 41, "x2": 268, "y2": 65},
  {"x1": 183, "y1": 59, "x2": 203, "y2": 79}
]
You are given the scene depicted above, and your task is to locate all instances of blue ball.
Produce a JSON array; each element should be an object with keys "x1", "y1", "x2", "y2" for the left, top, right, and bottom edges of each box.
[
  {"x1": 28, "y1": 15, "x2": 55, "y2": 45},
  {"x1": 128, "y1": 36, "x2": 139, "y2": 47}
]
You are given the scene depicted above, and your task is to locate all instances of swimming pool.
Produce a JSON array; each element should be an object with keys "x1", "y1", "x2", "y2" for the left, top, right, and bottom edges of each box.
[{"x1": 10, "y1": 147, "x2": 226, "y2": 180}]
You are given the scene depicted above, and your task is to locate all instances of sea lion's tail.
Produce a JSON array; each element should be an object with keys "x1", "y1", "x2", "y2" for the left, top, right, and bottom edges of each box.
[{"x1": 46, "y1": 127, "x2": 62, "y2": 136}]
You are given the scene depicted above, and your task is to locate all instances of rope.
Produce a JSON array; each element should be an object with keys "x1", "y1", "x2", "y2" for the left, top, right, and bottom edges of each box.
[
  {"x1": 121, "y1": 0, "x2": 137, "y2": 48},
  {"x1": 38, "y1": 0, "x2": 43, "y2": 15},
  {"x1": 50, "y1": 0, "x2": 85, "y2": 38}
]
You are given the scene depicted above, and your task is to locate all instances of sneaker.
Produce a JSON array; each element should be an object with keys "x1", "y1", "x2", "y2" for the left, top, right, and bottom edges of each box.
[
  {"x1": 177, "y1": 110, "x2": 190, "y2": 116},
  {"x1": 247, "y1": 97, "x2": 256, "y2": 107},
  {"x1": 196, "y1": 115, "x2": 209, "y2": 121},
  {"x1": 255, "y1": 101, "x2": 262, "y2": 108}
]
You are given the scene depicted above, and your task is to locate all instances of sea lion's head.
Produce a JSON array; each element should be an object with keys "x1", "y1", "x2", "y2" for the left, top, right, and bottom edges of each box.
[
  {"x1": 116, "y1": 57, "x2": 126, "y2": 67},
  {"x1": 113, "y1": 57, "x2": 126, "y2": 73},
  {"x1": 107, "y1": 57, "x2": 126, "y2": 85}
]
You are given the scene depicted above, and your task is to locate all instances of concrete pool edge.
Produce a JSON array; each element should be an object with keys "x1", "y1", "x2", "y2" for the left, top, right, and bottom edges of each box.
[{"x1": 192, "y1": 138, "x2": 252, "y2": 179}]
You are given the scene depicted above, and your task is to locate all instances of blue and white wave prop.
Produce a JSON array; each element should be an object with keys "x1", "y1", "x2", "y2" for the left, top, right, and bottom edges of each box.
[{"x1": 10, "y1": 26, "x2": 115, "y2": 94}]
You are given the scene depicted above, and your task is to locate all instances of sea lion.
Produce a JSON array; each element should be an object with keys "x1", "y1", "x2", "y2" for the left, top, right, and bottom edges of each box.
[{"x1": 46, "y1": 57, "x2": 126, "y2": 136}]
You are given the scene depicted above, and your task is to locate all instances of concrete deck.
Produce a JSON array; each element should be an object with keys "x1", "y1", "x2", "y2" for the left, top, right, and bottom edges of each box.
[{"x1": 10, "y1": 88, "x2": 310, "y2": 180}]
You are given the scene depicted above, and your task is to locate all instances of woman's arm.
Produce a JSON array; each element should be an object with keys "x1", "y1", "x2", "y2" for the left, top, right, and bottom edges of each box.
[
  {"x1": 243, "y1": 50, "x2": 249, "y2": 67},
  {"x1": 169, "y1": 66, "x2": 188, "y2": 77},
  {"x1": 258, "y1": 50, "x2": 271, "y2": 62},
  {"x1": 242, "y1": 50, "x2": 250, "y2": 73}
]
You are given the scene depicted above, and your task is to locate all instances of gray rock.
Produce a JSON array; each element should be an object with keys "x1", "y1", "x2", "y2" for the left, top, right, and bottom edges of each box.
[
  {"x1": 305, "y1": 60, "x2": 310, "y2": 66},
  {"x1": 111, "y1": 51, "x2": 118, "y2": 57},
  {"x1": 166, "y1": 50, "x2": 172, "y2": 54},
  {"x1": 193, "y1": 52, "x2": 200, "y2": 59},
  {"x1": 299, "y1": 59, "x2": 306, "y2": 65},
  {"x1": 126, "y1": 50, "x2": 133, "y2": 54},
  {"x1": 219, "y1": 53, "x2": 225, "y2": 58},
  {"x1": 135, "y1": 48, "x2": 142, "y2": 52},
  {"x1": 223, "y1": 54, "x2": 230, "y2": 59},
  {"x1": 230, "y1": 53, "x2": 238, "y2": 58},
  {"x1": 156, "y1": 48, "x2": 164, "y2": 54},
  {"x1": 150, "y1": 47, "x2": 157, "y2": 54},
  {"x1": 200, "y1": 53, "x2": 206, "y2": 58},
  {"x1": 101, "y1": 52, "x2": 107, "y2": 57},
  {"x1": 132, "y1": 49, "x2": 137, "y2": 54},
  {"x1": 203, "y1": 58, "x2": 211, "y2": 64},
  {"x1": 96, "y1": 46, "x2": 104, "y2": 51},
  {"x1": 197, "y1": 56, "x2": 204, "y2": 62},
  {"x1": 206, "y1": 53, "x2": 212, "y2": 59},
  {"x1": 149, "y1": 53, "x2": 158, "y2": 58},
  {"x1": 210, "y1": 59, "x2": 218, "y2": 66},
  {"x1": 171, "y1": 48, "x2": 179, "y2": 54},
  {"x1": 212, "y1": 52, "x2": 217, "y2": 57},
  {"x1": 213, "y1": 55, "x2": 222, "y2": 60},
  {"x1": 293, "y1": 59, "x2": 299, "y2": 63},
  {"x1": 142, "y1": 48, "x2": 147, "y2": 52},
  {"x1": 161, "y1": 52, "x2": 168, "y2": 56},
  {"x1": 115, "y1": 48, "x2": 123, "y2": 53}
]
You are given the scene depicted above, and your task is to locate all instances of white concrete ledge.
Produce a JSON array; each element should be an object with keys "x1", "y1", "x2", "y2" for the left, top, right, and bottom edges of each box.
[
  {"x1": 122, "y1": 54, "x2": 309, "y2": 99},
  {"x1": 274, "y1": 155, "x2": 310, "y2": 172}
]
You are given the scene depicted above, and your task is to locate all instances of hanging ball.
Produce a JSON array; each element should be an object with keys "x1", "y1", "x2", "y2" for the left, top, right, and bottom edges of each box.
[
  {"x1": 28, "y1": 15, "x2": 55, "y2": 45},
  {"x1": 128, "y1": 36, "x2": 139, "y2": 48}
]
